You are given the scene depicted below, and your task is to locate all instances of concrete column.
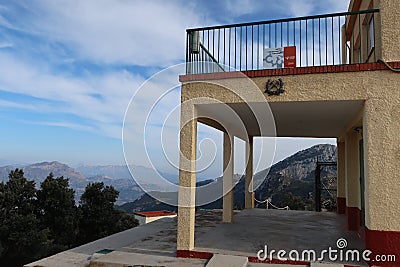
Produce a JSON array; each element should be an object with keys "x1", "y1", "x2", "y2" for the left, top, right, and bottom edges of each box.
[
  {"x1": 222, "y1": 132, "x2": 234, "y2": 223},
  {"x1": 337, "y1": 141, "x2": 346, "y2": 214},
  {"x1": 345, "y1": 129, "x2": 361, "y2": 231},
  {"x1": 363, "y1": 98, "x2": 400, "y2": 265},
  {"x1": 245, "y1": 136, "x2": 254, "y2": 209},
  {"x1": 177, "y1": 107, "x2": 197, "y2": 251}
]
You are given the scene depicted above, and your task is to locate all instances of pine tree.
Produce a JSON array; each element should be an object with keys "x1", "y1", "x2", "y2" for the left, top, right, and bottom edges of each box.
[
  {"x1": 0, "y1": 169, "x2": 49, "y2": 266},
  {"x1": 37, "y1": 173, "x2": 79, "y2": 251}
]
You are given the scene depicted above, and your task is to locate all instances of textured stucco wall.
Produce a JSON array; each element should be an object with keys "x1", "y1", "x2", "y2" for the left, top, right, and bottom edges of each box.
[
  {"x1": 345, "y1": 130, "x2": 361, "y2": 209},
  {"x1": 177, "y1": 0, "x2": 400, "y2": 256},
  {"x1": 347, "y1": 0, "x2": 400, "y2": 63},
  {"x1": 363, "y1": 95, "x2": 400, "y2": 231},
  {"x1": 377, "y1": 0, "x2": 400, "y2": 62},
  {"x1": 349, "y1": 0, "x2": 400, "y2": 62},
  {"x1": 177, "y1": 103, "x2": 197, "y2": 250},
  {"x1": 337, "y1": 141, "x2": 346, "y2": 198},
  {"x1": 181, "y1": 69, "x2": 400, "y2": 233},
  {"x1": 182, "y1": 70, "x2": 395, "y2": 104},
  {"x1": 245, "y1": 138, "x2": 254, "y2": 209},
  {"x1": 145, "y1": 215, "x2": 177, "y2": 224}
]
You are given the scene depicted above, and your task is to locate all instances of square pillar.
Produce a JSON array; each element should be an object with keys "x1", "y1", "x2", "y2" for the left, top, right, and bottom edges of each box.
[
  {"x1": 363, "y1": 98, "x2": 400, "y2": 265},
  {"x1": 345, "y1": 129, "x2": 361, "y2": 231},
  {"x1": 245, "y1": 136, "x2": 254, "y2": 209},
  {"x1": 337, "y1": 141, "x2": 346, "y2": 214},
  {"x1": 177, "y1": 106, "x2": 197, "y2": 251},
  {"x1": 222, "y1": 133, "x2": 234, "y2": 223}
]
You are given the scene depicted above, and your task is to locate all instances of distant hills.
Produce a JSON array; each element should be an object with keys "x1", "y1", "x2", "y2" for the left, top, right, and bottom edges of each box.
[
  {"x1": 118, "y1": 144, "x2": 337, "y2": 213},
  {"x1": 0, "y1": 162, "x2": 167, "y2": 205},
  {"x1": 0, "y1": 161, "x2": 87, "y2": 187},
  {"x1": 0, "y1": 144, "x2": 337, "y2": 209}
]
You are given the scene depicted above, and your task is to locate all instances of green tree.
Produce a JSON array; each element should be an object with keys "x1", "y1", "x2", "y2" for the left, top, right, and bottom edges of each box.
[
  {"x1": 37, "y1": 173, "x2": 79, "y2": 251},
  {"x1": 78, "y1": 182, "x2": 137, "y2": 243},
  {"x1": 0, "y1": 169, "x2": 49, "y2": 266},
  {"x1": 282, "y1": 192, "x2": 306, "y2": 210}
]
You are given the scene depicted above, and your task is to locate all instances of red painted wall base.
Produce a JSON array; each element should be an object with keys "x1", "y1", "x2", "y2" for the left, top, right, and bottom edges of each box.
[
  {"x1": 176, "y1": 250, "x2": 213, "y2": 260},
  {"x1": 248, "y1": 256, "x2": 309, "y2": 265},
  {"x1": 337, "y1": 197, "x2": 346, "y2": 214},
  {"x1": 365, "y1": 228, "x2": 400, "y2": 267},
  {"x1": 346, "y1": 206, "x2": 361, "y2": 231}
]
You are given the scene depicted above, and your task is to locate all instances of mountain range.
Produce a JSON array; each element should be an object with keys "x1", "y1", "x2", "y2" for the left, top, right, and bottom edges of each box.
[
  {"x1": 118, "y1": 144, "x2": 337, "y2": 212},
  {"x1": 0, "y1": 162, "x2": 158, "y2": 205},
  {"x1": 0, "y1": 144, "x2": 337, "y2": 208}
]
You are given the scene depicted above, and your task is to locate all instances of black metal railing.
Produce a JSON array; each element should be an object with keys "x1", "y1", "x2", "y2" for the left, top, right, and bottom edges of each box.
[{"x1": 186, "y1": 9, "x2": 379, "y2": 74}]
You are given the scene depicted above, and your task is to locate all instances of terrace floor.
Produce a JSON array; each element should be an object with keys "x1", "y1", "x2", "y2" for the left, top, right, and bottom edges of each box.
[{"x1": 26, "y1": 209, "x2": 366, "y2": 267}]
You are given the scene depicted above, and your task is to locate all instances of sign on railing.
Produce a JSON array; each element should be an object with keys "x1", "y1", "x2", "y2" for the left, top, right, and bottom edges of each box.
[
  {"x1": 263, "y1": 46, "x2": 297, "y2": 69},
  {"x1": 263, "y1": 48, "x2": 284, "y2": 69}
]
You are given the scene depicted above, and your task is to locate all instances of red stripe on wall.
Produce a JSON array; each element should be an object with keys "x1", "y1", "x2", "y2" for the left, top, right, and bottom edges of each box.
[
  {"x1": 346, "y1": 206, "x2": 361, "y2": 232},
  {"x1": 337, "y1": 197, "x2": 346, "y2": 214},
  {"x1": 176, "y1": 250, "x2": 213, "y2": 260},
  {"x1": 365, "y1": 228, "x2": 400, "y2": 267}
]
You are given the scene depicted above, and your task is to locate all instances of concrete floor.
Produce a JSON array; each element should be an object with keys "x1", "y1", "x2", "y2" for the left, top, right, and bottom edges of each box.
[
  {"x1": 26, "y1": 209, "x2": 366, "y2": 267},
  {"x1": 121, "y1": 209, "x2": 365, "y2": 265},
  {"x1": 194, "y1": 209, "x2": 365, "y2": 265}
]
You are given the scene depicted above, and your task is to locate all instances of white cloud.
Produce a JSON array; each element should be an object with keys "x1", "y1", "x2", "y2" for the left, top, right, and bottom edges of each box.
[
  {"x1": 223, "y1": 0, "x2": 257, "y2": 17},
  {"x1": 287, "y1": 0, "x2": 315, "y2": 17},
  {"x1": 0, "y1": 52, "x2": 145, "y2": 139},
  {"x1": 325, "y1": 0, "x2": 351, "y2": 13},
  {"x1": 27, "y1": 121, "x2": 95, "y2": 132},
  {"x1": 0, "y1": 14, "x2": 12, "y2": 28},
  {"x1": 0, "y1": 42, "x2": 13, "y2": 49},
  {"x1": 261, "y1": 0, "x2": 350, "y2": 18},
  {"x1": 17, "y1": 0, "x2": 213, "y2": 67},
  {"x1": 0, "y1": 0, "x2": 346, "y2": 168}
]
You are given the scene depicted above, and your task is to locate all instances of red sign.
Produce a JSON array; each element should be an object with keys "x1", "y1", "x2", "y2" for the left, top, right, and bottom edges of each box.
[{"x1": 284, "y1": 46, "x2": 296, "y2": 68}]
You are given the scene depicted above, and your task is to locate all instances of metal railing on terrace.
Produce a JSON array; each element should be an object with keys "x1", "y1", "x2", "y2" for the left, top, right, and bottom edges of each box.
[{"x1": 185, "y1": 9, "x2": 379, "y2": 74}]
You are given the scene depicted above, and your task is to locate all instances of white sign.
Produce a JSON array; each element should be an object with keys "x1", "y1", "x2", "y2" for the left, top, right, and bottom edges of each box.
[{"x1": 263, "y1": 48, "x2": 284, "y2": 69}]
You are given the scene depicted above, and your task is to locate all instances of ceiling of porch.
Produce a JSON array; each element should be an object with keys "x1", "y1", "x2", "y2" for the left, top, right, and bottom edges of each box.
[{"x1": 196, "y1": 100, "x2": 364, "y2": 139}]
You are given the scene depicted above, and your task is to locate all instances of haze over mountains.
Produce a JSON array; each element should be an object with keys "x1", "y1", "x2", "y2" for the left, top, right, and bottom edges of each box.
[
  {"x1": 0, "y1": 144, "x2": 337, "y2": 208},
  {"x1": 0, "y1": 162, "x2": 152, "y2": 204},
  {"x1": 118, "y1": 144, "x2": 337, "y2": 212}
]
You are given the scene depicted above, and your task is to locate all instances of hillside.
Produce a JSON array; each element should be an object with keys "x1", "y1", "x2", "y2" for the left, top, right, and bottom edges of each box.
[
  {"x1": 0, "y1": 162, "x2": 144, "y2": 204},
  {"x1": 117, "y1": 144, "x2": 337, "y2": 213},
  {"x1": 0, "y1": 161, "x2": 87, "y2": 187}
]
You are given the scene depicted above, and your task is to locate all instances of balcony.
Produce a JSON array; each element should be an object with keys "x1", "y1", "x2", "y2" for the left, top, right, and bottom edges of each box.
[{"x1": 185, "y1": 9, "x2": 379, "y2": 75}]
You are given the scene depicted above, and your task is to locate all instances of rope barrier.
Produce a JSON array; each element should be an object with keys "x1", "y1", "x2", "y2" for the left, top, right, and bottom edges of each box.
[
  {"x1": 254, "y1": 197, "x2": 269, "y2": 204},
  {"x1": 254, "y1": 197, "x2": 290, "y2": 210},
  {"x1": 268, "y1": 201, "x2": 290, "y2": 210}
]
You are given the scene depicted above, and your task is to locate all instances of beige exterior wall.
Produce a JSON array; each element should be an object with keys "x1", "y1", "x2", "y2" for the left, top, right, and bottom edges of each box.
[
  {"x1": 245, "y1": 137, "x2": 254, "y2": 209},
  {"x1": 377, "y1": 0, "x2": 400, "y2": 62},
  {"x1": 177, "y1": 0, "x2": 400, "y2": 250},
  {"x1": 363, "y1": 96, "x2": 400, "y2": 231},
  {"x1": 135, "y1": 215, "x2": 178, "y2": 226},
  {"x1": 347, "y1": 0, "x2": 400, "y2": 62},
  {"x1": 177, "y1": 103, "x2": 197, "y2": 251},
  {"x1": 345, "y1": 130, "x2": 361, "y2": 209},
  {"x1": 337, "y1": 141, "x2": 346, "y2": 199},
  {"x1": 182, "y1": 70, "x2": 391, "y2": 105},
  {"x1": 180, "y1": 68, "x2": 400, "y2": 234}
]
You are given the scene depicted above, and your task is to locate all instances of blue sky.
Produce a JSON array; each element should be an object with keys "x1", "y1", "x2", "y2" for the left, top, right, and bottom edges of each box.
[{"x1": 0, "y1": 1, "x2": 348, "y2": 176}]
